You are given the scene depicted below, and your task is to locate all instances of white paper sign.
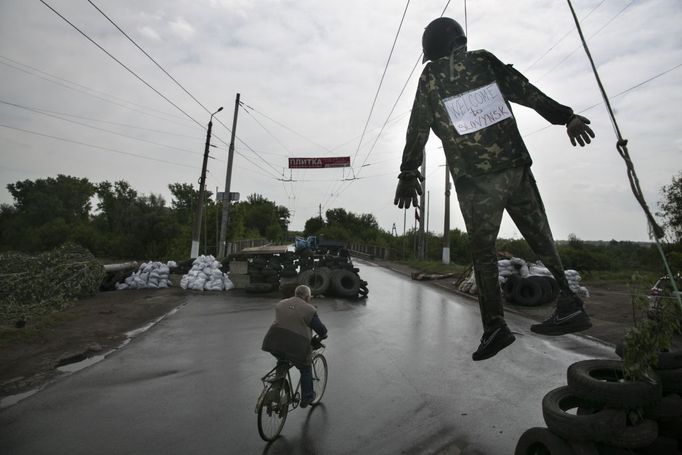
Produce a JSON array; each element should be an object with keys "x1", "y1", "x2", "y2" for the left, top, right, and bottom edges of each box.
[{"x1": 443, "y1": 82, "x2": 512, "y2": 135}]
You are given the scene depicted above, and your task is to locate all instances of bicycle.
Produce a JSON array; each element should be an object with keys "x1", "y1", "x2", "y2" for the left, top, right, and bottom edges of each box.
[{"x1": 255, "y1": 336, "x2": 328, "y2": 442}]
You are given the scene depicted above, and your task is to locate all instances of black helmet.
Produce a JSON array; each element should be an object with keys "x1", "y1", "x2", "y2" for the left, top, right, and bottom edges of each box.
[{"x1": 422, "y1": 17, "x2": 467, "y2": 63}]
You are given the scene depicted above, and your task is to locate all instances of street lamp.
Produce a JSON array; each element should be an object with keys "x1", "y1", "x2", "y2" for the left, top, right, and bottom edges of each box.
[{"x1": 191, "y1": 107, "x2": 223, "y2": 259}]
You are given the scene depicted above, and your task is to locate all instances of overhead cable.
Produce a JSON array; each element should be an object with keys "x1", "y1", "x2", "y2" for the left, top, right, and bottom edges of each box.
[
  {"x1": 0, "y1": 99, "x2": 213, "y2": 159},
  {"x1": 0, "y1": 123, "x2": 196, "y2": 169},
  {"x1": 523, "y1": 0, "x2": 608, "y2": 73},
  {"x1": 0, "y1": 57, "x2": 193, "y2": 127},
  {"x1": 87, "y1": 0, "x2": 215, "y2": 118},
  {"x1": 39, "y1": 0, "x2": 205, "y2": 130},
  {"x1": 351, "y1": 0, "x2": 412, "y2": 175}
]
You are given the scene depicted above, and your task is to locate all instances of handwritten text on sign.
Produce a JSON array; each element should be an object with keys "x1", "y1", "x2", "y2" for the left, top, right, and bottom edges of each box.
[
  {"x1": 443, "y1": 82, "x2": 512, "y2": 135},
  {"x1": 288, "y1": 157, "x2": 350, "y2": 169}
]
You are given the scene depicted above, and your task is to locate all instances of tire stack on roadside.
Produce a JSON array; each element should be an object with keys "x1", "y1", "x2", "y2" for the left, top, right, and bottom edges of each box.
[
  {"x1": 244, "y1": 255, "x2": 281, "y2": 294},
  {"x1": 297, "y1": 254, "x2": 368, "y2": 300},
  {"x1": 515, "y1": 354, "x2": 682, "y2": 454},
  {"x1": 499, "y1": 258, "x2": 588, "y2": 307},
  {"x1": 503, "y1": 274, "x2": 559, "y2": 307},
  {"x1": 278, "y1": 252, "x2": 299, "y2": 298}
]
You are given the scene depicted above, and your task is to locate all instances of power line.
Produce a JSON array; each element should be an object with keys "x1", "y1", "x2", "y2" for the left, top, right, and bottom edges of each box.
[
  {"x1": 239, "y1": 102, "x2": 333, "y2": 154},
  {"x1": 86, "y1": 0, "x2": 215, "y2": 118},
  {"x1": 0, "y1": 99, "x2": 214, "y2": 159},
  {"x1": 535, "y1": 1, "x2": 635, "y2": 83},
  {"x1": 351, "y1": 0, "x2": 412, "y2": 175},
  {"x1": 0, "y1": 57, "x2": 196, "y2": 128},
  {"x1": 523, "y1": 62, "x2": 682, "y2": 138},
  {"x1": 325, "y1": 0, "x2": 454, "y2": 212},
  {"x1": 75, "y1": 3, "x2": 284, "y2": 186},
  {"x1": 39, "y1": 0, "x2": 205, "y2": 130},
  {"x1": 239, "y1": 103, "x2": 292, "y2": 156},
  {"x1": 522, "y1": 0, "x2": 608, "y2": 73},
  {"x1": 0, "y1": 123, "x2": 197, "y2": 169}
]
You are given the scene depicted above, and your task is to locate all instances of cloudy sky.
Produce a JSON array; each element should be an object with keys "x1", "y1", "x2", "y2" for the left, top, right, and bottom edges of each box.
[{"x1": 1, "y1": 0, "x2": 680, "y2": 242}]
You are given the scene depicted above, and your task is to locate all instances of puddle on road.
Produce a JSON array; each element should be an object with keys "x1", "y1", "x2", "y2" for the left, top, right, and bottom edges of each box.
[
  {"x1": 0, "y1": 389, "x2": 40, "y2": 409},
  {"x1": 56, "y1": 352, "x2": 111, "y2": 373}
]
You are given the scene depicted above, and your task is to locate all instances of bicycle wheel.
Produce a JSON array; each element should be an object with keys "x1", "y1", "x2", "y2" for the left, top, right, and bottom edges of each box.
[
  {"x1": 311, "y1": 354, "x2": 328, "y2": 405},
  {"x1": 257, "y1": 380, "x2": 290, "y2": 441}
]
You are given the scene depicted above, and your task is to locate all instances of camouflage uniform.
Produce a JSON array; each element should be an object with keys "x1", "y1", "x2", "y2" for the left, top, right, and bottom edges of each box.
[{"x1": 400, "y1": 49, "x2": 575, "y2": 332}]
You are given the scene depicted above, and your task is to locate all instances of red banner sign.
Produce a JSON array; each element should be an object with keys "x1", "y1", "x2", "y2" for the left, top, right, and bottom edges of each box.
[{"x1": 288, "y1": 157, "x2": 350, "y2": 169}]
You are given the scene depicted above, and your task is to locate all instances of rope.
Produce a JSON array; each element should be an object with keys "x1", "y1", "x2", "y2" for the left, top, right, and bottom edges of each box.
[{"x1": 566, "y1": 0, "x2": 681, "y2": 313}]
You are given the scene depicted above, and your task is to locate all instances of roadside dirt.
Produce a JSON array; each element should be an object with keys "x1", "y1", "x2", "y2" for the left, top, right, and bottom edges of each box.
[
  {"x1": 0, "y1": 287, "x2": 187, "y2": 403},
  {"x1": 1, "y1": 262, "x2": 677, "y2": 404}
]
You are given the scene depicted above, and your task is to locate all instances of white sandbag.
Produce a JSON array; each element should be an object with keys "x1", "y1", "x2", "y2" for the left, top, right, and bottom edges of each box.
[
  {"x1": 224, "y1": 276, "x2": 234, "y2": 291},
  {"x1": 189, "y1": 278, "x2": 206, "y2": 291}
]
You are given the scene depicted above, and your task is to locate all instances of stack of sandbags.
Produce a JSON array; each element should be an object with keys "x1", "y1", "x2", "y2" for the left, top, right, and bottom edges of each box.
[
  {"x1": 115, "y1": 261, "x2": 176, "y2": 290},
  {"x1": 458, "y1": 271, "x2": 477, "y2": 295},
  {"x1": 565, "y1": 269, "x2": 589, "y2": 298},
  {"x1": 528, "y1": 261, "x2": 553, "y2": 277},
  {"x1": 459, "y1": 257, "x2": 589, "y2": 298},
  {"x1": 180, "y1": 255, "x2": 234, "y2": 291}
]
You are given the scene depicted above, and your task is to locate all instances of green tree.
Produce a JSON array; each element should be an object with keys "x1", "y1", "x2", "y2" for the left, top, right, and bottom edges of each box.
[
  {"x1": 7, "y1": 175, "x2": 95, "y2": 225},
  {"x1": 304, "y1": 216, "x2": 325, "y2": 236},
  {"x1": 168, "y1": 182, "x2": 197, "y2": 225},
  {"x1": 658, "y1": 172, "x2": 682, "y2": 243},
  {"x1": 2, "y1": 175, "x2": 96, "y2": 252}
]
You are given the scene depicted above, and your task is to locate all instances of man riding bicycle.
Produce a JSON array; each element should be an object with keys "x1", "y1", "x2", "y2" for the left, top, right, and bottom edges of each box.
[{"x1": 262, "y1": 285, "x2": 328, "y2": 408}]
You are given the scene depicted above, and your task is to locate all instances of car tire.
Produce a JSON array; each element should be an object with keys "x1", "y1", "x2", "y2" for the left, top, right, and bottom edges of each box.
[
  {"x1": 542, "y1": 386, "x2": 626, "y2": 441},
  {"x1": 330, "y1": 269, "x2": 361, "y2": 298},
  {"x1": 514, "y1": 427, "x2": 574, "y2": 455},
  {"x1": 567, "y1": 359, "x2": 662, "y2": 408},
  {"x1": 298, "y1": 267, "x2": 331, "y2": 295},
  {"x1": 512, "y1": 277, "x2": 544, "y2": 306}
]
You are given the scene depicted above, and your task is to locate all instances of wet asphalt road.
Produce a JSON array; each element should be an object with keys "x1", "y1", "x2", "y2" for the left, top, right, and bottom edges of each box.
[{"x1": 0, "y1": 259, "x2": 616, "y2": 454}]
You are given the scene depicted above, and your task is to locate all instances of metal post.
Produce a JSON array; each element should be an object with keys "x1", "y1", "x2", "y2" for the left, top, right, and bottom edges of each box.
[
  {"x1": 191, "y1": 106, "x2": 223, "y2": 258},
  {"x1": 218, "y1": 93, "x2": 241, "y2": 258},
  {"x1": 442, "y1": 166, "x2": 451, "y2": 264},
  {"x1": 418, "y1": 155, "x2": 426, "y2": 259},
  {"x1": 215, "y1": 186, "x2": 219, "y2": 255}
]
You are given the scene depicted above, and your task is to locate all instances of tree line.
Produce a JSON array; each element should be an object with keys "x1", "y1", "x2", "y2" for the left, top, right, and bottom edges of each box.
[
  {"x1": 0, "y1": 175, "x2": 289, "y2": 260},
  {"x1": 1, "y1": 172, "x2": 680, "y2": 274}
]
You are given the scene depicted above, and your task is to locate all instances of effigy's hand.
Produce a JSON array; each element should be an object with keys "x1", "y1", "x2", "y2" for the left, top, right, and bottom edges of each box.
[
  {"x1": 393, "y1": 169, "x2": 424, "y2": 209},
  {"x1": 566, "y1": 114, "x2": 595, "y2": 147}
]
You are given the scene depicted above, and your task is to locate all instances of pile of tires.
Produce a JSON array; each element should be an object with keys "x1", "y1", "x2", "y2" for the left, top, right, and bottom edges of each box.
[
  {"x1": 515, "y1": 355, "x2": 682, "y2": 454},
  {"x1": 228, "y1": 253, "x2": 298, "y2": 295},
  {"x1": 504, "y1": 275, "x2": 559, "y2": 307},
  {"x1": 297, "y1": 254, "x2": 368, "y2": 300}
]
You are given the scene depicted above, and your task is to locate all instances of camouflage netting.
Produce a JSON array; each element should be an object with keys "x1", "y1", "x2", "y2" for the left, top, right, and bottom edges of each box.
[{"x1": 0, "y1": 243, "x2": 105, "y2": 326}]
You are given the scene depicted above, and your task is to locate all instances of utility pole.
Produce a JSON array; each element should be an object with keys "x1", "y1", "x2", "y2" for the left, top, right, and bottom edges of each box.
[
  {"x1": 215, "y1": 186, "x2": 219, "y2": 255},
  {"x1": 426, "y1": 190, "x2": 430, "y2": 235},
  {"x1": 319, "y1": 204, "x2": 322, "y2": 219},
  {"x1": 218, "y1": 93, "x2": 240, "y2": 259},
  {"x1": 417, "y1": 154, "x2": 426, "y2": 259},
  {"x1": 442, "y1": 166, "x2": 451, "y2": 264},
  {"x1": 191, "y1": 106, "x2": 223, "y2": 259}
]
